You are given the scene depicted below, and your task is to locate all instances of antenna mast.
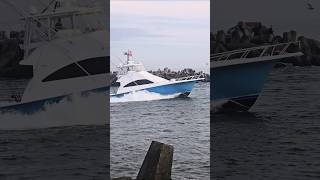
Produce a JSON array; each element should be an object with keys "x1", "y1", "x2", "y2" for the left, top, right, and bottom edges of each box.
[{"x1": 124, "y1": 50, "x2": 133, "y2": 63}]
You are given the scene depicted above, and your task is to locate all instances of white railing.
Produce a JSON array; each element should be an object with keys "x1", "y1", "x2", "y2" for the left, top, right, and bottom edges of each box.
[
  {"x1": 211, "y1": 41, "x2": 301, "y2": 61},
  {"x1": 174, "y1": 74, "x2": 204, "y2": 81}
]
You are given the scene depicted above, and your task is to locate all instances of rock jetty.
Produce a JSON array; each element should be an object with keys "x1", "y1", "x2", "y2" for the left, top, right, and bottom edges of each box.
[
  {"x1": 149, "y1": 68, "x2": 209, "y2": 82},
  {"x1": 0, "y1": 32, "x2": 33, "y2": 78},
  {"x1": 211, "y1": 21, "x2": 320, "y2": 66}
]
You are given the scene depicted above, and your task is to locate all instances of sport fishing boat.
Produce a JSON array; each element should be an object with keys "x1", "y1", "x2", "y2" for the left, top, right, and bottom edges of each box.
[
  {"x1": 211, "y1": 41, "x2": 303, "y2": 113},
  {"x1": 111, "y1": 50, "x2": 204, "y2": 99},
  {"x1": 0, "y1": 1, "x2": 109, "y2": 113}
]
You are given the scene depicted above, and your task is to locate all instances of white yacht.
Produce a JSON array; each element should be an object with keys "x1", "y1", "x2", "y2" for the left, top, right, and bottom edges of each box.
[
  {"x1": 111, "y1": 50, "x2": 204, "y2": 99},
  {"x1": 0, "y1": 1, "x2": 109, "y2": 112}
]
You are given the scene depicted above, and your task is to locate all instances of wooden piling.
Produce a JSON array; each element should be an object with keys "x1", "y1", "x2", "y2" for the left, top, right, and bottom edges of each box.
[
  {"x1": 112, "y1": 177, "x2": 132, "y2": 180},
  {"x1": 136, "y1": 141, "x2": 174, "y2": 180}
]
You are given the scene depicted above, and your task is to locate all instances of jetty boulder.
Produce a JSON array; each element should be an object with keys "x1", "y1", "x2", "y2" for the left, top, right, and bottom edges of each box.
[
  {"x1": 0, "y1": 39, "x2": 32, "y2": 78},
  {"x1": 298, "y1": 36, "x2": 320, "y2": 66},
  {"x1": 0, "y1": 39, "x2": 22, "y2": 68},
  {"x1": 212, "y1": 21, "x2": 320, "y2": 66}
]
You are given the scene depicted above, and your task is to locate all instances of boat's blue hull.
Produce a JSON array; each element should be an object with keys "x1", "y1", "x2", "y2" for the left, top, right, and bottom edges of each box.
[
  {"x1": 211, "y1": 61, "x2": 274, "y2": 112},
  {"x1": 0, "y1": 86, "x2": 109, "y2": 114},
  {"x1": 111, "y1": 80, "x2": 196, "y2": 98}
]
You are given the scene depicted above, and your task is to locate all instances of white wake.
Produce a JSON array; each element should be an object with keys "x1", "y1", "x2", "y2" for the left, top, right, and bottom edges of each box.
[
  {"x1": 0, "y1": 91, "x2": 109, "y2": 130},
  {"x1": 110, "y1": 90, "x2": 180, "y2": 103},
  {"x1": 211, "y1": 100, "x2": 228, "y2": 113}
]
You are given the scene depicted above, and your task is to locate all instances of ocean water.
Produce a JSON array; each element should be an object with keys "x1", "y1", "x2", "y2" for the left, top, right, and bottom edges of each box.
[
  {"x1": 0, "y1": 82, "x2": 109, "y2": 179},
  {"x1": 3, "y1": 66, "x2": 318, "y2": 179},
  {"x1": 111, "y1": 82, "x2": 210, "y2": 179},
  {"x1": 212, "y1": 66, "x2": 320, "y2": 179},
  {"x1": 0, "y1": 125, "x2": 109, "y2": 180}
]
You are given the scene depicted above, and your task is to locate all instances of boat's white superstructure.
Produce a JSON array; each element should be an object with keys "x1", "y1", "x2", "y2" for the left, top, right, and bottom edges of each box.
[
  {"x1": 0, "y1": 0, "x2": 109, "y2": 111},
  {"x1": 111, "y1": 51, "x2": 203, "y2": 98}
]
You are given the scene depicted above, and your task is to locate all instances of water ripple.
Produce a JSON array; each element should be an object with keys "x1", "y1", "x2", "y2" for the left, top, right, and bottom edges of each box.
[
  {"x1": 111, "y1": 82, "x2": 210, "y2": 179},
  {"x1": 212, "y1": 66, "x2": 320, "y2": 179}
]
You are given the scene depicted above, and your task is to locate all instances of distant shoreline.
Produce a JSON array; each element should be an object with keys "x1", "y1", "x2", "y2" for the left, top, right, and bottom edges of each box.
[{"x1": 212, "y1": 21, "x2": 320, "y2": 66}]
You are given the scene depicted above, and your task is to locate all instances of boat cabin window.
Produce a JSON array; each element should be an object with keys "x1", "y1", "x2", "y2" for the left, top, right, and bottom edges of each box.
[
  {"x1": 124, "y1": 79, "x2": 153, "y2": 87},
  {"x1": 78, "y1": 57, "x2": 109, "y2": 75},
  {"x1": 42, "y1": 63, "x2": 87, "y2": 82},
  {"x1": 42, "y1": 56, "x2": 108, "y2": 82}
]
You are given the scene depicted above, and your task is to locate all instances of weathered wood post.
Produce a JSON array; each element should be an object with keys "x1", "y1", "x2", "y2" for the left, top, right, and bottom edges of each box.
[
  {"x1": 136, "y1": 141, "x2": 174, "y2": 180},
  {"x1": 112, "y1": 177, "x2": 132, "y2": 180}
]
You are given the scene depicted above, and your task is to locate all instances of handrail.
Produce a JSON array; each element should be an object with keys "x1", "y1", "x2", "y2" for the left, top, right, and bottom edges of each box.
[
  {"x1": 174, "y1": 74, "x2": 204, "y2": 81},
  {"x1": 211, "y1": 41, "x2": 301, "y2": 61},
  {"x1": 212, "y1": 41, "x2": 300, "y2": 56}
]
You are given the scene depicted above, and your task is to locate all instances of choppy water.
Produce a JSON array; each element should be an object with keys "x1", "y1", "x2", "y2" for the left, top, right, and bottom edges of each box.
[
  {"x1": 3, "y1": 66, "x2": 318, "y2": 179},
  {"x1": 0, "y1": 125, "x2": 109, "y2": 180},
  {"x1": 212, "y1": 66, "x2": 320, "y2": 179},
  {"x1": 0, "y1": 82, "x2": 109, "y2": 179},
  {"x1": 111, "y1": 82, "x2": 210, "y2": 179},
  {"x1": 111, "y1": 90, "x2": 180, "y2": 103}
]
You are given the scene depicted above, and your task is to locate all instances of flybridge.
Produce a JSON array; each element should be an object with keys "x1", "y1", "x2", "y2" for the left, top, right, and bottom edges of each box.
[
  {"x1": 117, "y1": 50, "x2": 145, "y2": 77},
  {"x1": 211, "y1": 41, "x2": 303, "y2": 67}
]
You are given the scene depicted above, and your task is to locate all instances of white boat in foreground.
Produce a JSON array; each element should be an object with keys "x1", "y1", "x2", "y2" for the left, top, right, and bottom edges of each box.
[
  {"x1": 0, "y1": 1, "x2": 109, "y2": 113},
  {"x1": 111, "y1": 51, "x2": 204, "y2": 99}
]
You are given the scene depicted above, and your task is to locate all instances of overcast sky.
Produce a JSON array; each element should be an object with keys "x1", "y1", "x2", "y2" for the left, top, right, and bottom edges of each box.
[
  {"x1": 111, "y1": 0, "x2": 210, "y2": 73},
  {"x1": 212, "y1": 0, "x2": 320, "y2": 40}
]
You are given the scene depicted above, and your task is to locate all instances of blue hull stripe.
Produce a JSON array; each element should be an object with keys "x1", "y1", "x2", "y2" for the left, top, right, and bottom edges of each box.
[
  {"x1": 0, "y1": 86, "x2": 109, "y2": 114},
  {"x1": 211, "y1": 61, "x2": 274, "y2": 102}
]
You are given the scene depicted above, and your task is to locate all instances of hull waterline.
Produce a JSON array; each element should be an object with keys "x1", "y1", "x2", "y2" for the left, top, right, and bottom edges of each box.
[
  {"x1": 211, "y1": 61, "x2": 274, "y2": 113},
  {"x1": 0, "y1": 86, "x2": 109, "y2": 114}
]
